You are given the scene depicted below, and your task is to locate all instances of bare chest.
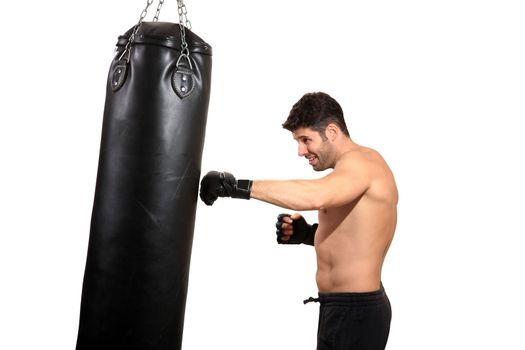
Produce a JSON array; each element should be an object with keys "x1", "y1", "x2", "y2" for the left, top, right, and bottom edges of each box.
[{"x1": 317, "y1": 202, "x2": 357, "y2": 237}]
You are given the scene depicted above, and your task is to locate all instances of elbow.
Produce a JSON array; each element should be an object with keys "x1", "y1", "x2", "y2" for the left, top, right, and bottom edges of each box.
[
  {"x1": 307, "y1": 195, "x2": 330, "y2": 211},
  {"x1": 305, "y1": 180, "x2": 333, "y2": 210},
  {"x1": 286, "y1": 198, "x2": 324, "y2": 211}
]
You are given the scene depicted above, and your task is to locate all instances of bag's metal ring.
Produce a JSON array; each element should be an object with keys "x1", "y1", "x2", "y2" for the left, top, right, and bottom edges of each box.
[
  {"x1": 117, "y1": 48, "x2": 131, "y2": 63},
  {"x1": 176, "y1": 54, "x2": 193, "y2": 70}
]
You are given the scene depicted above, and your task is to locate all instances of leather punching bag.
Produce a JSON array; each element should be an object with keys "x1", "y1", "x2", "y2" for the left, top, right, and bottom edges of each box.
[{"x1": 76, "y1": 10, "x2": 212, "y2": 350}]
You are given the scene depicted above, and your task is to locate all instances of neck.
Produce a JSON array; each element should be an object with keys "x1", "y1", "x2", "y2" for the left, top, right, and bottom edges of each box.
[{"x1": 333, "y1": 138, "x2": 358, "y2": 165}]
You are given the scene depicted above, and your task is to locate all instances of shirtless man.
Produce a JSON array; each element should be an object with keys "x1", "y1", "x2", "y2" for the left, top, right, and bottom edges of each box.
[{"x1": 199, "y1": 92, "x2": 398, "y2": 349}]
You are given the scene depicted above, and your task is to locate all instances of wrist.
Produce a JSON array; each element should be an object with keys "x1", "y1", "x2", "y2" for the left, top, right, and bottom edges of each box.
[
  {"x1": 233, "y1": 179, "x2": 252, "y2": 199},
  {"x1": 303, "y1": 223, "x2": 318, "y2": 246}
]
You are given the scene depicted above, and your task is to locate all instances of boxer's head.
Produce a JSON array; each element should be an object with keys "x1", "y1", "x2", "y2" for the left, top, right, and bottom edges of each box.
[
  {"x1": 283, "y1": 92, "x2": 349, "y2": 171},
  {"x1": 282, "y1": 92, "x2": 349, "y2": 140}
]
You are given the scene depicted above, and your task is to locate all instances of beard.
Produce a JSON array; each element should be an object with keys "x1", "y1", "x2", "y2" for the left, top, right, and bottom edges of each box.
[{"x1": 311, "y1": 141, "x2": 333, "y2": 171}]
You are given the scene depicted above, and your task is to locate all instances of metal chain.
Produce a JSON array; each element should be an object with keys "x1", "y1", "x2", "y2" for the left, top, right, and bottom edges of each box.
[
  {"x1": 119, "y1": 0, "x2": 155, "y2": 62},
  {"x1": 177, "y1": 0, "x2": 192, "y2": 30},
  {"x1": 153, "y1": 0, "x2": 164, "y2": 22},
  {"x1": 119, "y1": 0, "x2": 192, "y2": 69},
  {"x1": 176, "y1": 0, "x2": 192, "y2": 68}
]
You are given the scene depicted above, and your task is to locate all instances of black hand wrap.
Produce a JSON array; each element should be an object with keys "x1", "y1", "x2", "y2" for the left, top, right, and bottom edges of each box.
[
  {"x1": 199, "y1": 171, "x2": 252, "y2": 206},
  {"x1": 275, "y1": 213, "x2": 318, "y2": 246},
  {"x1": 219, "y1": 172, "x2": 252, "y2": 199}
]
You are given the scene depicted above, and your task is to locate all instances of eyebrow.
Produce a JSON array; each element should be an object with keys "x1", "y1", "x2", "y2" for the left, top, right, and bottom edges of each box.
[{"x1": 293, "y1": 134, "x2": 309, "y2": 141}]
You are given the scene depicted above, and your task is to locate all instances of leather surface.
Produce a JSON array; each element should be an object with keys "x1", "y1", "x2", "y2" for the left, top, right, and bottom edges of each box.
[{"x1": 76, "y1": 22, "x2": 212, "y2": 350}]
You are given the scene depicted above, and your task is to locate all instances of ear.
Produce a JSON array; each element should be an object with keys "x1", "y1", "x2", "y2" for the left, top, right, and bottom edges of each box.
[{"x1": 325, "y1": 123, "x2": 339, "y2": 141}]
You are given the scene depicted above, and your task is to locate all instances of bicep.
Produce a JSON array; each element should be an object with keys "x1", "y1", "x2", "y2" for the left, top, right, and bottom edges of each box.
[{"x1": 317, "y1": 165, "x2": 370, "y2": 208}]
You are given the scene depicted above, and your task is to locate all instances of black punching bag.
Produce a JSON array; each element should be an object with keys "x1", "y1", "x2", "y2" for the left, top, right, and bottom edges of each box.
[{"x1": 76, "y1": 6, "x2": 212, "y2": 349}]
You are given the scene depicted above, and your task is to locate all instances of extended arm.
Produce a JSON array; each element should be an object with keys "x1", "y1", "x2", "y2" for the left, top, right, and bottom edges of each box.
[
  {"x1": 199, "y1": 153, "x2": 372, "y2": 210},
  {"x1": 250, "y1": 162, "x2": 370, "y2": 210}
]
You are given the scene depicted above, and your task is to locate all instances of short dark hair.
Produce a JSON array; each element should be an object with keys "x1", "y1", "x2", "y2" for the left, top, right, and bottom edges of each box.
[{"x1": 282, "y1": 92, "x2": 349, "y2": 138}]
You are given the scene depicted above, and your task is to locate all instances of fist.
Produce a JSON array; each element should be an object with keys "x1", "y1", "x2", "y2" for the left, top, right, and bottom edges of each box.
[
  {"x1": 276, "y1": 213, "x2": 302, "y2": 243},
  {"x1": 199, "y1": 171, "x2": 227, "y2": 205},
  {"x1": 199, "y1": 171, "x2": 252, "y2": 206},
  {"x1": 275, "y1": 213, "x2": 317, "y2": 246}
]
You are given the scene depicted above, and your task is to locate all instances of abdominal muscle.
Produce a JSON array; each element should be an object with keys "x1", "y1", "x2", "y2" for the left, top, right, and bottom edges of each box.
[
  {"x1": 315, "y1": 243, "x2": 384, "y2": 292},
  {"x1": 314, "y1": 199, "x2": 396, "y2": 293}
]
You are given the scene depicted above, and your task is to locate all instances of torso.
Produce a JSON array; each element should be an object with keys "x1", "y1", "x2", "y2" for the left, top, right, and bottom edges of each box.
[{"x1": 314, "y1": 147, "x2": 398, "y2": 292}]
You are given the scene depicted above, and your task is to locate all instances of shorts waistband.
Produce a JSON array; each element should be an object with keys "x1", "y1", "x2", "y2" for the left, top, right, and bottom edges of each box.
[{"x1": 304, "y1": 283, "x2": 386, "y2": 305}]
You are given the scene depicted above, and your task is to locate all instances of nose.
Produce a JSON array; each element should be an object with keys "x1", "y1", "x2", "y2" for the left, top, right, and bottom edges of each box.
[{"x1": 298, "y1": 143, "x2": 308, "y2": 157}]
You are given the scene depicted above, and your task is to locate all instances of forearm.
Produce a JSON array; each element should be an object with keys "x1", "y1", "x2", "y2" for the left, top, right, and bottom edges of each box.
[{"x1": 250, "y1": 179, "x2": 324, "y2": 211}]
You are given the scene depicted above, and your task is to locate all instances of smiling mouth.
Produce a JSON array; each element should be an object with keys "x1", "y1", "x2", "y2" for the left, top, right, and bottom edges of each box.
[{"x1": 306, "y1": 155, "x2": 317, "y2": 165}]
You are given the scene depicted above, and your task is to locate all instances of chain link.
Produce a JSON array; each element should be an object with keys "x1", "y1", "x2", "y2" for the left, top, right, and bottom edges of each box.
[
  {"x1": 153, "y1": 0, "x2": 164, "y2": 22},
  {"x1": 176, "y1": 0, "x2": 192, "y2": 68},
  {"x1": 119, "y1": 0, "x2": 193, "y2": 69},
  {"x1": 119, "y1": 0, "x2": 155, "y2": 62},
  {"x1": 177, "y1": 1, "x2": 192, "y2": 30}
]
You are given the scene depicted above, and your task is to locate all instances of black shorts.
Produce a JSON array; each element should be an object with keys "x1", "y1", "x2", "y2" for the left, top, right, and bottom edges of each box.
[{"x1": 306, "y1": 284, "x2": 391, "y2": 350}]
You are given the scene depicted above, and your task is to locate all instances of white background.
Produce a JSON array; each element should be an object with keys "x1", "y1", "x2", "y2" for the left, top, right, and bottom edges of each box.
[{"x1": 1, "y1": 1, "x2": 524, "y2": 349}]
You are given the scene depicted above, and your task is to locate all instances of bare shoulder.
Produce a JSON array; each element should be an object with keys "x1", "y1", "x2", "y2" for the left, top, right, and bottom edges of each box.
[
  {"x1": 337, "y1": 146, "x2": 398, "y2": 200},
  {"x1": 336, "y1": 146, "x2": 388, "y2": 170}
]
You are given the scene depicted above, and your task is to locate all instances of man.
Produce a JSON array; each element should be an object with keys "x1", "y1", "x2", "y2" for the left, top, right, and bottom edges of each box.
[{"x1": 200, "y1": 92, "x2": 398, "y2": 349}]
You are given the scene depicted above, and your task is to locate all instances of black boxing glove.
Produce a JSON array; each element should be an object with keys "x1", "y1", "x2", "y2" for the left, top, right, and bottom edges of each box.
[
  {"x1": 276, "y1": 213, "x2": 318, "y2": 246},
  {"x1": 199, "y1": 171, "x2": 252, "y2": 206}
]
